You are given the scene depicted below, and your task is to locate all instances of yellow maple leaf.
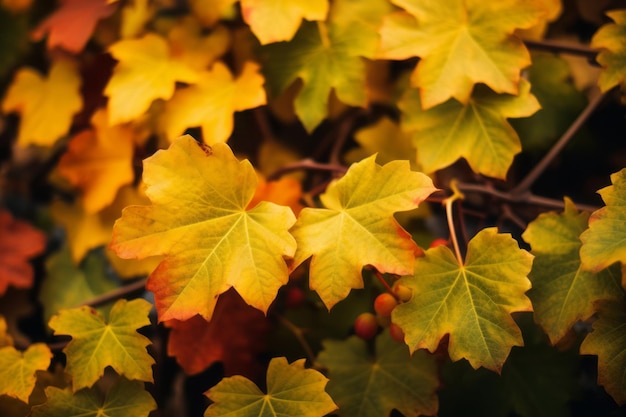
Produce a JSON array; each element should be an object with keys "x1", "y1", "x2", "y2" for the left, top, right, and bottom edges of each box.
[
  {"x1": 105, "y1": 33, "x2": 199, "y2": 125},
  {"x1": 2, "y1": 60, "x2": 82, "y2": 147},
  {"x1": 162, "y1": 61, "x2": 266, "y2": 144},
  {"x1": 57, "y1": 108, "x2": 135, "y2": 213},
  {"x1": 167, "y1": 17, "x2": 231, "y2": 71}
]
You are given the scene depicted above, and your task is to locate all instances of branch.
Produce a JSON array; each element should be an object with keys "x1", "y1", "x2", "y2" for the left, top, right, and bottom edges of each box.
[
  {"x1": 79, "y1": 278, "x2": 148, "y2": 308},
  {"x1": 524, "y1": 39, "x2": 599, "y2": 61},
  {"x1": 268, "y1": 159, "x2": 347, "y2": 181}
]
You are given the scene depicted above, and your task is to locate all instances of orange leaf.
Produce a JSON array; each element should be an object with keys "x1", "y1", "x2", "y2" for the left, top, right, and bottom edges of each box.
[
  {"x1": 0, "y1": 210, "x2": 46, "y2": 296},
  {"x1": 248, "y1": 175, "x2": 304, "y2": 216},
  {"x1": 165, "y1": 290, "x2": 269, "y2": 378},
  {"x1": 31, "y1": 0, "x2": 117, "y2": 53}
]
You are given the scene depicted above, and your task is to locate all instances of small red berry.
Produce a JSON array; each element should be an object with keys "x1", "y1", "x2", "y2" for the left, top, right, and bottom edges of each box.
[
  {"x1": 374, "y1": 293, "x2": 398, "y2": 318},
  {"x1": 429, "y1": 238, "x2": 449, "y2": 248},
  {"x1": 393, "y1": 284, "x2": 413, "y2": 303},
  {"x1": 354, "y1": 312, "x2": 378, "y2": 340},
  {"x1": 285, "y1": 287, "x2": 306, "y2": 309},
  {"x1": 389, "y1": 323, "x2": 405, "y2": 344}
]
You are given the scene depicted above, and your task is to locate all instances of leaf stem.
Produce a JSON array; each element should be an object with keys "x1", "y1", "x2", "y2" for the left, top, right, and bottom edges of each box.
[
  {"x1": 274, "y1": 314, "x2": 319, "y2": 368},
  {"x1": 372, "y1": 268, "x2": 396, "y2": 297},
  {"x1": 444, "y1": 180, "x2": 465, "y2": 265},
  {"x1": 317, "y1": 21, "x2": 331, "y2": 49},
  {"x1": 79, "y1": 278, "x2": 148, "y2": 308}
]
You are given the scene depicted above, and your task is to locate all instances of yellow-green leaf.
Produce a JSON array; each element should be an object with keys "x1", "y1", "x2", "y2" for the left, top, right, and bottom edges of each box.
[
  {"x1": 110, "y1": 135, "x2": 297, "y2": 321},
  {"x1": 393, "y1": 228, "x2": 533, "y2": 372},
  {"x1": 204, "y1": 357, "x2": 337, "y2": 416},
  {"x1": 31, "y1": 377, "x2": 156, "y2": 417},
  {"x1": 379, "y1": 0, "x2": 544, "y2": 108},
  {"x1": 48, "y1": 298, "x2": 154, "y2": 392},
  {"x1": 0, "y1": 343, "x2": 52, "y2": 402},
  {"x1": 580, "y1": 298, "x2": 626, "y2": 405},
  {"x1": 317, "y1": 330, "x2": 439, "y2": 417},
  {"x1": 591, "y1": 10, "x2": 626, "y2": 95},
  {"x1": 290, "y1": 154, "x2": 436, "y2": 309},
  {"x1": 399, "y1": 79, "x2": 540, "y2": 178},
  {"x1": 581, "y1": 168, "x2": 626, "y2": 272},
  {"x1": 522, "y1": 198, "x2": 622, "y2": 344}
]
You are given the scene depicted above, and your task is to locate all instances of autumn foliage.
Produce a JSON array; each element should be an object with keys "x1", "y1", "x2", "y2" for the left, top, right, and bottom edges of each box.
[{"x1": 0, "y1": 0, "x2": 626, "y2": 416}]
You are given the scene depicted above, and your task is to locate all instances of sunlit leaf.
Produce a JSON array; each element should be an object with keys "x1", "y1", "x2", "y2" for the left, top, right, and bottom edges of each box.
[
  {"x1": 0, "y1": 343, "x2": 52, "y2": 402},
  {"x1": 592, "y1": 10, "x2": 626, "y2": 96}
]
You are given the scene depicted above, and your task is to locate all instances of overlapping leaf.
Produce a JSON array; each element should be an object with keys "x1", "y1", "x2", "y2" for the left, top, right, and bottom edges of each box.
[
  {"x1": 262, "y1": 0, "x2": 391, "y2": 132},
  {"x1": 241, "y1": 0, "x2": 329, "y2": 44},
  {"x1": 188, "y1": 0, "x2": 237, "y2": 27},
  {"x1": 317, "y1": 330, "x2": 439, "y2": 417},
  {"x1": 162, "y1": 61, "x2": 266, "y2": 144},
  {"x1": 1, "y1": 59, "x2": 82, "y2": 146},
  {"x1": 580, "y1": 168, "x2": 626, "y2": 272},
  {"x1": 379, "y1": 0, "x2": 545, "y2": 108},
  {"x1": 0, "y1": 343, "x2": 52, "y2": 402},
  {"x1": 204, "y1": 357, "x2": 337, "y2": 416},
  {"x1": 591, "y1": 10, "x2": 626, "y2": 96},
  {"x1": 31, "y1": 377, "x2": 156, "y2": 417},
  {"x1": 110, "y1": 135, "x2": 297, "y2": 321},
  {"x1": 399, "y1": 79, "x2": 540, "y2": 178},
  {"x1": 393, "y1": 228, "x2": 534, "y2": 371},
  {"x1": 522, "y1": 198, "x2": 622, "y2": 344},
  {"x1": 290, "y1": 154, "x2": 436, "y2": 309},
  {"x1": 167, "y1": 18, "x2": 231, "y2": 71},
  {"x1": 48, "y1": 298, "x2": 154, "y2": 391},
  {"x1": 580, "y1": 298, "x2": 626, "y2": 405}
]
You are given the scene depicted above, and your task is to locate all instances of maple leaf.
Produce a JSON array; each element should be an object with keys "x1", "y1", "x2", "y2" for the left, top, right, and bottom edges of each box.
[
  {"x1": 57, "y1": 108, "x2": 135, "y2": 213},
  {"x1": 110, "y1": 135, "x2": 297, "y2": 322},
  {"x1": 318, "y1": 330, "x2": 439, "y2": 417},
  {"x1": 290, "y1": 154, "x2": 436, "y2": 309},
  {"x1": 162, "y1": 61, "x2": 266, "y2": 144},
  {"x1": 204, "y1": 357, "x2": 337, "y2": 416},
  {"x1": 165, "y1": 289, "x2": 269, "y2": 377},
  {"x1": 0, "y1": 210, "x2": 46, "y2": 296},
  {"x1": 167, "y1": 18, "x2": 231, "y2": 71},
  {"x1": 241, "y1": 0, "x2": 329, "y2": 44},
  {"x1": 580, "y1": 298, "x2": 626, "y2": 405},
  {"x1": 0, "y1": 344, "x2": 52, "y2": 402},
  {"x1": 48, "y1": 298, "x2": 154, "y2": 391},
  {"x1": 248, "y1": 175, "x2": 304, "y2": 216},
  {"x1": 31, "y1": 0, "x2": 116, "y2": 53},
  {"x1": 591, "y1": 10, "x2": 626, "y2": 96},
  {"x1": 379, "y1": 0, "x2": 545, "y2": 108},
  {"x1": 120, "y1": 0, "x2": 153, "y2": 39},
  {"x1": 393, "y1": 228, "x2": 534, "y2": 372},
  {"x1": 1, "y1": 59, "x2": 82, "y2": 146},
  {"x1": 399, "y1": 79, "x2": 540, "y2": 178},
  {"x1": 105, "y1": 33, "x2": 200, "y2": 125},
  {"x1": 580, "y1": 168, "x2": 626, "y2": 272},
  {"x1": 31, "y1": 377, "x2": 156, "y2": 417},
  {"x1": 262, "y1": 0, "x2": 391, "y2": 132},
  {"x1": 522, "y1": 198, "x2": 623, "y2": 344}
]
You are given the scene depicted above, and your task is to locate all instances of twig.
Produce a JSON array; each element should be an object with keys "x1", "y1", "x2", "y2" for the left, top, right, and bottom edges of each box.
[
  {"x1": 79, "y1": 278, "x2": 148, "y2": 308},
  {"x1": 274, "y1": 314, "x2": 319, "y2": 367},
  {"x1": 524, "y1": 39, "x2": 599, "y2": 61},
  {"x1": 268, "y1": 159, "x2": 347, "y2": 181}
]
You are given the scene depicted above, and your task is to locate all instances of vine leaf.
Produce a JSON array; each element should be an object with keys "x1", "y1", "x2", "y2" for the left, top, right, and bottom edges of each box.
[
  {"x1": 105, "y1": 33, "x2": 199, "y2": 125},
  {"x1": 580, "y1": 169, "x2": 626, "y2": 273},
  {"x1": 204, "y1": 357, "x2": 337, "y2": 417},
  {"x1": 57, "y1": 108, "x2": 135, "y2": 214},
  {"x1": 48, "y1": 298, "x2": 154, "y2": 392},
  {"x1": 110, "y1": 135, "x2": 297, "y2": 322},
  {"x1": 379, "y1": 0, "x2": 545, "y2": 109},
  {"x1": 165, "y1": 290, "x2": 269, "y2": 378},
  {"x1": 1, "y1": 59, "x2": 82, "y2": 146},
  {"x1": 0, "y1": 344, "x2": 52, "y2": 403},
  {"x1": 31, "y1": 377, "x2": 156, "y2": 417},
  {"x1": 31, "y1": 0, "x2": 116, "y2": 53},
  {"x1": 0, "y1": 210, "x2": 46, "y2": 296},
  {"x1": 241, "y1": 0, "x2": 329, "y2": 44},
  {"x1": 162, "y1": 61, "x2": 266, "y2": 144},
  {"x1": 522, "y1": 198, "x2": 623, "y2": 344},
  {"x1": 317, "y1": 330, "x2": 439, "y2": 417},
  {"x1": 262, "y1": 0, "x2": 391, "y2": 132},
  {"x1": 580, "y1": 298, "x2": 626, "y2": 405},
  {"x1": 393, "y1": 228, "x2": 534, "y2": 372},
  {"x1": 399, "y1": 79, "x2": 540, "y2": 178},
  {"x1": 591, "y1": 10, "x2": 626, "y2": 96},
  {"x1": 290, "y1": 154, "x2": 436, "y2": 309}
]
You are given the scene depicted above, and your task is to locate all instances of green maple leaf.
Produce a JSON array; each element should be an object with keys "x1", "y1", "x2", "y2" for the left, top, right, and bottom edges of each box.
[
  {"x1": 317, "y1": 330, "x2": 439, "y2": 417},
  {"x1": 290, "y1": 154, "x2": 437, "y2": 309},
  {"x1": 0, "y1": 344, "x2": 52, "y2": 403},
  {"x1": 399, "y1": 79, "x2": 540, "y2": 178},
  {"x1": 110, "y1": 135, "x2": 296, "y2": 322},
  {"x1": 580, "y1": 298, "x2": 626, "y2": 405},
  {"x1": 379, "y1": 0, "x2": 544, "y2": 108},
  {"x1": 204, "y1": 357, "x2": 337, "y2": 416},
  {"x1": 591, "y1": 10, "x2": 626, "y2": 96},
  {"x1": 48, "y1": 298, "x2": 154, "y2": 392},
  {"x1": 262, "y1": 0, "x2": 391, "y2": 132},
  {"x1": 31, "y1": 377, "x2": 156, "y2": 417},
  {"x1": 522, "y1": 198, "x2": 623, "y2": 344},
  {"x1": 393, "y1": 227, "x2": 534, "y2": 372},
  {"x1": 580, "y1": 168, "x2": 626, "y2": 273}
]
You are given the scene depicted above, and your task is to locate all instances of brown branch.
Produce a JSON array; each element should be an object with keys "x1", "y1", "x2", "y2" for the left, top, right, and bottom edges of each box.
[
  {"x1": 524, "y1": 39, "x2": 599, "y2": 61},
  {"x1": 267, "y1": 159, "x2": 347, "y2": 181}
]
